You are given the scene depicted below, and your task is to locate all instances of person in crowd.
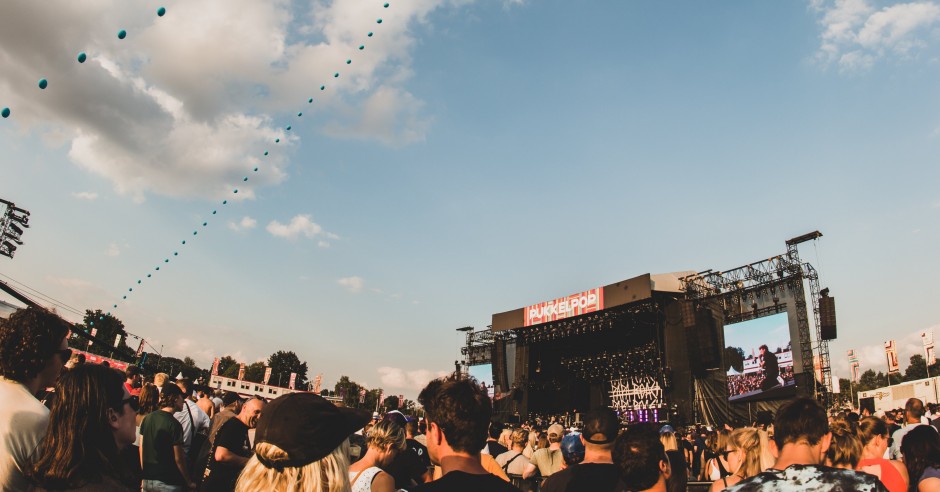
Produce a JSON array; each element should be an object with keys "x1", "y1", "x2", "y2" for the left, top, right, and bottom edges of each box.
[
  {"x1": 348, "y1": 419, "x2": 406, "y2": 492},
  {"x1": 523, "y1": 423, "x2": 564, "y2": 480},
  {"x1": 711, "y1": 427, "x2": 768, "y2": 491},
  {"x1": 891, "y1": 398, "x2": 928, "y2": 460},
  {"x1": 154, "y1": 373, "x2": 169, "y2": 392},
  {"x1": 173, "y1": 378, "x2": 210, "y2": 457},
  {"x1": 499, "y1": 428, "x2": 514, "y2": 451},
  {"x1": 65, "y1": 352, "x2": 85, "y2": 370},
  {"x1": 196, "y1": 391, "x2": 215, "y2": 419},
  {"x1": 613, "y1": 425, "x2": 670, "y2": 492},
  {"x1": 125, "y1": 365, "x2": 142, "y2": 397},
  {"x1": 201, "y1": 397, "x2": 264, "y2": 491},
  {"x1": 405, "y1": 420, "x2": 431, "y2": 477},
  {"x1": 725, "y1": 397, "x2": 887, "y2": 491},
  {"x1": 0, "y1": 306, "x2": 71, "y2": 491},
  {"x1": 536, "y1": 432, "x2": 550, "y2": 451},
  {"x1": 486, "y1": 423, "x2": 509, "y2": 456},
  {"x1": 407, "y1": 375, "x2": 520, "y2": 491},
  {"x1": 414, "y1": 420, "x2": 428, "y2": 447},
  {"x1": 382, "y1": 412, "x2": 430, "y2": 489},
  {"x1": 140, "y1": 383, "x2": 197, "y2": 491},
  {"x1": 857, "y1": 416, "x2": 909, "y2": 492},
  {"x1": 235, "y1": 392, "x2": 371, "y2": 492},
  {"x1": 900, "y1": 424, "x2": 940, "y2": 492},
  {"x1": 523, "y1": 431, "x2": 539, "y2": 459},
  {"x1": 541, "y1": 407, "x2": 622, "y2": 492},
  {"x1": 758, "y1": 345, "x2": 781, "y2": 391},
  {"x1": 692, "y1": 428, "x2": 707, "y2": 480},
  {"x1": 825, "y1": 420, "x2": 862, "y2": 470},
  {"x1": 559, "y1": 433, "x2": 585, "y2": 468},
  {"x1": 703, "y1": 429, "x2": 731, "y2": 481},
  {"x1": 660, "y1": 429, "x2": 679, "y2": 452},
  {"x1": 207, "y1": 392, "x2": 241, "y2": 447},
  {"x1": 497, "y1": 428, "x2": 535, "y2": 476},
  {"x1": 27, "y1": 363, "x2": 138, "y2": 491},
  {"x1": 138, "y1": 384, "x2": 160, "y2": 424}
]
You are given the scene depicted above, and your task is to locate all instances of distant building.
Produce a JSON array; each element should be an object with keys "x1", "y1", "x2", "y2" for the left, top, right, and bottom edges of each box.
[
  {"x1": 0, "y1": 299, "x2": 20, "y2": 319},
  {"x1": 209, "y1": 374, "x2": 341, "y2": 403}
]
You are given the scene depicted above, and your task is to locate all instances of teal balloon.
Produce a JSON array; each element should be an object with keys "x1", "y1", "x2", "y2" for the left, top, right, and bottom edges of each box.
[
  {"x1": 223, "y1": 200, "x2": 228, "y2": 205},
  {"x1": 173, "y1": 252, "x2": 178, "y2": 256},
  {"x1": 77, "y1": 52, "x2": 87, "y2": 63},
  {"x1": 298, "y1": 112, "x2": 303, "y2": 117},
  {"x1": 123, "y1": 296, "x2": 127, "y2": 299},
  {"x1": 129, "y1": 288, "x2": 133, "y2": 292},
  {"x1": 275, "y1": 138, "x2": 280, "y2": 143},
  {"x1": 203, "y1": 221, "x2": 208, "y2": 226},
  {"x1": 264, "y1": 151, "x2": 268, "y2": 156},
  {"x1": 368, "y1": 32, "x2": 374, "y2": 37},
  {"x1": 193, "y1": 230, "x2": 198, "y2": 235},
  {"x1": 137, "y1": 280, "x2": 141, "y2": 284},
  {"x1": 157, "y1": 7, "x2": 166, "y2": 16},
  {"x1": 286, "y1": 125, "x2": 291, "y2": 131},
  {"x1": 99, "y1": 316, "x2": 104, "y2": 320},
  {"x1": 118, "y1": 30, "x2": 127, "y2": 39},
  {"x1": 253, "y1": 167, "x2": 258, "y2": 172},
  {"x1": 147, "y1": 274, "x2": 151, "y2": 277},
  {"x1": 164, "y1": 259, "x2": 169, "y2": 262},
  {"x1": 334, "y1": 72, "x2": 339, "y2": 78},
  {"x1": 1, "y1": 108, "x2": 9, "y2": 118},
  {"x1": 107, "y1": 312, "x2": 111, "y2": 315},
  {"x1": 182, "y1": 240, "x2": 187, "y2": 244},
  {"x1": 38, "y1": 79, "x2": 48, "y2": 89},
  {"x1": 308, "y1": 98, "x2": 313, "y2": 103},
  {"x1": 233, "y1": 189, "x2": 238, "y2": 194},
  {"x1": 113, "y1": 304, "x2": 117, "y2": 308},
  {"x1": 90, "y1": 322, "x2": 94, "y2": 326},
  {"x1": 242, "y1": 177, "x2": 248, "y2": 182},
  {"x1": 377, "y1": 18, "x2": 383, "y2": 24},
  {"x1": 212, "y1": 210, "x2": 216, "y2": 214},
  {"x1": 346, "y1": 59, "x2": 351, "y2": 64},
  {"x1": 359, "y1": 45, "x2": 365, "y2": 50},
  {"x1": 156, "y1": 266, "x2": 161, "y2": 270},
  {"x1": 320, "y1": 85, "x2": 325, "y2": 90},
  {"x1": 384, "y1": 2, "x2": 390, "y2": 7}
]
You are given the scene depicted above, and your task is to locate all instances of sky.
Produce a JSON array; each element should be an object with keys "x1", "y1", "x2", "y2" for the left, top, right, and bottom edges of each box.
[{"x1": 1, "y1": 0, "x2": 939, "y2": 400}]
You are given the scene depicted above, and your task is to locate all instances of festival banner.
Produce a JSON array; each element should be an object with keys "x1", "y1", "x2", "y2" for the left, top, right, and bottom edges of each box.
[
  {"x1": 114, "y1": 334, "x2": 121, "y2": 348},
  {"x1": 524, "y1": 287, "x2": 604, "y2": 327},
  {"x1": 68, "y1": 348, "x2": 129, "y2": 371},
  {"x1": 832, "y1": 377, "x2": 840, "y2": 394},
  {"x1": 314, "y1": 374, "x2": 322, "y2": 394},
  {"x1": 924, "y1": 331, "x2": 937, "y2": 366},
  {"x1": 263, "y1": 367, "x2": 272, "y2": 385},
  {"x1": 237, "y1": 363, "x2": 246, "y2": 381},
  {"x1": 885, "y1": 340, "x2": 900, "y2": 374},
  {"x1": 288, "y1": 372, "x2": 297, "y2": 390},
  {"x1": 398, "y1": 394, "x2": 404, "y2": 405},
  {"x1": 359, "y1": 388, "x2": 366, "y2": 403},
  {"x1": 136, "y1": 340, "x2": 146, "y2": 358},
  {"x1": 851, "y1": 362, "x2": 860, "y2": 383},
  {"x1": 88, "y1": 328, "x2": 97, "y2": 348},
  {"x1": 210, "y1": 357, "x2": 220, "y2": 376}
]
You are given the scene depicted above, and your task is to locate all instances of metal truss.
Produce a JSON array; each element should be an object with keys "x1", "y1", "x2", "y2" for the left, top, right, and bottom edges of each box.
[
  {"x1": 461, "y1": 328, "x2": 517, "y2": 366},
  {"x1": 680, "y1": 231, "x2": 832, "y2": 405}
]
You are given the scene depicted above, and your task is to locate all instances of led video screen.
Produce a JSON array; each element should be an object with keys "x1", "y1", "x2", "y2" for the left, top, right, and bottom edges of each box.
[
  {"x1": 469, "y1": 363, "x2": 495, "y2": 398},
  {"x1": 725, "y1": 312, "x2": 797, "y2": 402}
]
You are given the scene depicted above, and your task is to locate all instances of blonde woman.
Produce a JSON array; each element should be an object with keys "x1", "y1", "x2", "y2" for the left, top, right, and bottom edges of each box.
[
  {"x1": 348, "y1": 419, "x2": 406, "y2": 492},
  {"x1": 236, "y1": 393, "x2": 371, "y2": 492},
  {"x1": 825, "y1": 420, "x2": 862, "y2": 470},
  {"x1": 710, "y1": 427, "x2": 763, "y2": 491},
  {"x1": 857, "y1": 416, "x2": 909, "y2": 492},
  {"x1": 660, "y1": 430, "x2": 679, "y2": 452},
  {"x1": 703, "y1": 430, "x2": 731, "y2": 481}
]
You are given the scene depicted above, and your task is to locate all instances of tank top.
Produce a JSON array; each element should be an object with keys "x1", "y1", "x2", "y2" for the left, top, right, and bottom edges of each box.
[
  {"x1": 857, "y1": 457, "x2": 907, "y2": 492},
  {"x1": 350, "y1": 466, "x2": 383, "y2": 492}
]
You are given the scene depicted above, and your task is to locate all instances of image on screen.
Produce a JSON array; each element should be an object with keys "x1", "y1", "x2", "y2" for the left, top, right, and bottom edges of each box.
[
  {"x1": 724, "y1": 312, "x2": 797, "y2": 402},
  {"x1": 468, "y1": 364, "x2": 495, "y2": 398}
]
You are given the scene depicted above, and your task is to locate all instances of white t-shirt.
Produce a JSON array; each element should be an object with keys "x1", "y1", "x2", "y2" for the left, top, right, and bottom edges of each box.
[
  {"x1": 0, "y1": 377, "x2": 50, "y2": 492},
  {"x1": 174, "y1": 399, "x2": 210, "y2": 454},
  {"x1": 889, "y1": 422, "x2": 927, "y2": 460}
]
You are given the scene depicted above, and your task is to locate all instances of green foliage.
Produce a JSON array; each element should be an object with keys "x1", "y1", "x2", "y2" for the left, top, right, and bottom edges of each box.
[
  {"x1": 78, "y1": 310, "x2": 128, "y2": 357},
  {"x1": 268, "y1": 351, "x2": 309, "y2": 388},
  {"x1": 725, "y1": 346, "x2": 745, "y2": 373}
]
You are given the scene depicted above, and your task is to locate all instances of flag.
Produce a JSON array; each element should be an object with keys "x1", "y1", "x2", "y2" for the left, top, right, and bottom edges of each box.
[
  {"x1": 851, "y1": 362, "x2": 860, "y2": 383},
  {"x1": 210, "y1": 357, "x2": 220, "y2": 376},
  {"x1": 924, "y1": 331, "x2": 936, "y2": 366},
  {"x1": 237, "y1": 363, "x2": 246, "y2": 380},
  {"x1": 314, "y1": 374, "x2": 322, "y2": 394},
  {"x1": 114, "y1": 334, "x2": 121, "y2": 348},
  {"x1": 88, "y1": 328, "x2": 97, "y2": 348},
  {"x1": 263, "y1": 367, "x2": 272, "y2": 385},
  {"x1": 847, "y1": 349, "x2": 858, "y2": 363},
  {"x1": 288, "y1": 372, "x2": 297, "y2": 390},
  {"x1": 398, "y1": 394, "x2": 404, "y2": 405},
  {"x1": 885, "y1": 340, "x2": 900, "y2": 374},
  {"x1": 359, "y1": 388, "x2": 366, "y2": 403},
  {"x1": 136, "y1": 340, "x2": 146, "y2": 358}
]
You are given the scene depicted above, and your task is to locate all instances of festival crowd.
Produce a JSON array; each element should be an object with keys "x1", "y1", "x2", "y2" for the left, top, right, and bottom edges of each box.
[{"x1": 4, "y1": 306, "x2": 940, "y2": 491}]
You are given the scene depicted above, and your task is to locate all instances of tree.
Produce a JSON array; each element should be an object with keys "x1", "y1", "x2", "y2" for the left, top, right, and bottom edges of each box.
[
  {"x1": 905, "y1": 354, "x2": 928, "y2": 382},
  {"x1": 835, "y1": 377, "x2": 853, "y2": 408},
  {"x1": 724, "y1": 347, "x2": 745, "y2": 373},
  {"x1": 244, "y1": 362, "x2": 266, "y2": 383},
  {"x1": 217, "y1": 356, "x2": 237, "y2": 376},
  {"x1": 79, "y1": 310, "x2": 128, "y2": 357},
  {"x1": 858, "y1": 369, "x2": 889, "y2": 392},
  {"x1": 268, "y1": 351, "x2": 309, "y2": 388},
  {"x1": 383, "y1": 395, "x2": 401, "y2": 411}
]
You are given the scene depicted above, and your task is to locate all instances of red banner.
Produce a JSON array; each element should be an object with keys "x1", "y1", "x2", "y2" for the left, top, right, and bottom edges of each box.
[
  {"x1": 237, "y1": 363, "x2": 246, "y2": 381},
  {"x1": 524, "y1": 287, "x2": 604, "y2": 327},
  {"x1": 263, "y1": 367, "x2": 272, "y2": 385},
  {"x1": 885, "y1": 340, "x2": 900, "y2": 374},
  {"x1": 136, "y1": 339, "x2": 146, "y2": 358},
  {"x1": 288, "y1": 372, "x2": 297, "y2": 390},
  {"x1": 211, "y1": 357, "x2": 220, "y2": 376},
  {"x1": 69, "y1": 348, "x2": 129, "y2": 371}
]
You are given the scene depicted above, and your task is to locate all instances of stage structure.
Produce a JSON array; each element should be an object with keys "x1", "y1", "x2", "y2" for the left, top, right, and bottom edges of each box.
[
  {"x1": 463, "y1": 232, "x2": 833, "y2": 426},
  {"x1": 679, "y1": 231, "x2": 833, "y2": 424}
]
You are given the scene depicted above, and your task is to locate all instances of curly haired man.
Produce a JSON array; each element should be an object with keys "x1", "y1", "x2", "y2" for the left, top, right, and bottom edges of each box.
[{"x1": 0, "y1": 307, "x2": 71, "y2": 491}]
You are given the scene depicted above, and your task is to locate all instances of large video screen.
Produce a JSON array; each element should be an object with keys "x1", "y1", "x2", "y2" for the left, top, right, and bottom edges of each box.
[
  {"x1": 468, "y1": 364, "x2": 495, "y2": 398},
  {"x1": 725, "y1": 312, "x2": 797, "y2": 402}
]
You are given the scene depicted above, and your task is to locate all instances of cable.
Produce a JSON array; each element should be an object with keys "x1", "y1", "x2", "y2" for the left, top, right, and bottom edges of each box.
[{"x1": 0, "y1": 273, "x2": 84, "y2": 317}]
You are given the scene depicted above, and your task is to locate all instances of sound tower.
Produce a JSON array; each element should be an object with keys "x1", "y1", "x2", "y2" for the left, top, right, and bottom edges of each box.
[
  {"x1": 819, "y1": 295, "x2": 837, "y2": 341},
  {"x1": 687, "y1": 306, "x2": 721, "y2": 376}
]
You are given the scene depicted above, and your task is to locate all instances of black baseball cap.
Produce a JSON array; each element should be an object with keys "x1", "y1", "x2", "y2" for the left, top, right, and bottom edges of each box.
[
  {"x1": 582, "y1": 407, "x2": 619, "y2": 444},
  {"x1": 254, "y1": 393, "x2": 371, "y2": 467}
]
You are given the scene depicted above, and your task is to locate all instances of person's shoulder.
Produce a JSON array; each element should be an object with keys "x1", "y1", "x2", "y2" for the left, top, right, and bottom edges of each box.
[
  {"x1": 407, "y1": 471, "x2": 521, "y2": 492},
  {"x1": 724, "y1": 469, "x2": 784, "y2": 491}
]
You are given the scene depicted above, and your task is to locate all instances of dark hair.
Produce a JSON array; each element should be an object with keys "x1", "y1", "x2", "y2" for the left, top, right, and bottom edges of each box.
[
  {"x1": 176, "y1": 377, "x2": 192, "y2": 395},
  {"x1": 125, "y1": 365, "x2": 140, "y2": 379},
  {"x1": 158, "y1": 381, "x2": 183, "y2": 408},
  {"x1": 759, "y1": 344, "x2": 768, "y2": 351},
  {"x1": 27, "y1": 364, "x2": 127, "y2": 488},
  {"x1": 906, "y1": 398, "x2": 926, "y2": 420},
  {"x1": 488, "y1": 421, "x2": 503, "y2": 440},
  {"x1": 773, "y1": 397, "x2": 828, "y2": 448},
  {"x1": 857, "y1": 416, "x2": 888, "y2": 446},
  {"x1": 417, "y1": 375, "x2": 491, "y2": 453},
  {"x1": 614, "y1": 425, "x2": 665, "y2": 490},
  {"x1": 138, "y1": 383, "x2": 159, "y2": 416},
  {"x1": 0, "y1": 307, "x2": 70, "y2": 383},
  {"x1": 901, "y1": 425, "x2": 940, "y2": 491},
  {"x1": 826, "y1": 420, "x2": 862, "y2": 468},
  {"x1": 405, "y1": 420, "x2": 418, "y2": 435}
]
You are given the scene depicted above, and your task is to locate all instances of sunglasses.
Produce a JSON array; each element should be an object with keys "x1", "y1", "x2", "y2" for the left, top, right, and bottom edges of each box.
[
  {"x1": 123, "y1": 395, "x2": 140, "y2": 412},
  {"x1": 721, "y1": 449, "x2": 736, "y2": 459},
  {"x1": 56, "y1": 348, "x2": 73, "y2": 362}
]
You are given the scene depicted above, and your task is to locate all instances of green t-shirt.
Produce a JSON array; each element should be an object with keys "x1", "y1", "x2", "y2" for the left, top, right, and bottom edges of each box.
[
  {"x1": 140, "y1": 410, "x2": 185, "y2": 485},
  {"x1": 529, "y1": 448, "x2": 563, "y2": 477}
]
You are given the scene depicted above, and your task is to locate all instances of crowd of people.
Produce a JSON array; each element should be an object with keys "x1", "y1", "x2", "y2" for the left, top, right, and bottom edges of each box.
[{"x1": 4, "y1": 305, "x2": 940, "y2": 491}]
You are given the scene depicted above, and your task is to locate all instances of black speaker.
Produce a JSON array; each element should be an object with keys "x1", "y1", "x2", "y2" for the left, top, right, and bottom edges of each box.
[
  {"x1": 819, "y1": 296, "x2": 837, "y2": 340},
  {"x1": 680, "y1": 301, "x2": 696, "y2": 328},
  {"x1": 687, "y1": 308, "x2": 721, "y2": 376}
]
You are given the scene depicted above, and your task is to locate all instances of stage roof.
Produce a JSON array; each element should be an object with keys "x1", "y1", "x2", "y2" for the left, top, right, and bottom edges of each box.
[{"x1": 491, "y1": 271, "x2": 693, "y2": 332}]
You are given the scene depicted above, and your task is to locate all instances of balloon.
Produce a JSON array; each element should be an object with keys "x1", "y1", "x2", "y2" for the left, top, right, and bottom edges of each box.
[
  {"x1": 157, "y1": 7, "x2": 166, "y2": 16},
  {"x1": 334, "y1": 72, "x2": 339, "y2": 78},
  {"x1": 38, "y1": 79, "x2": 48, "y2": 89},
  {"x1": 233, "y1": 189, "x2": 238, "y2": 194},
  {"x1": 377, "y1": 18, "x2": 383, "y2": 24},
  {"x1": 253, "y1": 167, "x2": 258, "y2": 172},
  {"x1": 359, "y1": 45, "x2": 365, "y2": 50},
  {"x1": 368, "y1": 32, "x2": 374, "y2": 37},
  {"x1": 320, "y1": 85, "x2": 325, "y2": 90},
  {"x1": 286, "y1": 125, "x2": 291, "y2": 131},
  {"x1": 264, "y1": 151, "x2": 269, "y2": 156},
  {"x1": 347, "y1": 59, "x2": 352, "y2": 64},
  {"x1": 1, "y1": 108, "x2": 9, "y2": 118},
  {"x1": 118, "y1": 30, "x2": 127, "y2": 39},
  {"x1": 384, "y1": 3, "x2": 390, "y2": 7},
  {"x1": 77, "y1": 52, "x2": 87, "y2": 63},
  {"x1": 242, "y1": 177, "x2": 248, "y2": 182},
  {"x1": 298, "y1": 112, "x2": 303, "y2": 117},
  {"x1": 308, "y1": 98, "x2": 313, "y2": 103}
]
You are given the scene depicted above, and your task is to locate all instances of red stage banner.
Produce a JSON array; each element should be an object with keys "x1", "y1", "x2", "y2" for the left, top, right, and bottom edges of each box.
[
  {"x1": 524, "y1": 287, "x2": 604, "y2": 327},
  {"x1": 69, "y1": 348, "x2": 129, "y2": 371}
]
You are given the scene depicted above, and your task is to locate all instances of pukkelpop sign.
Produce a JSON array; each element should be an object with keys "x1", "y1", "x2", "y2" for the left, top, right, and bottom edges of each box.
[{"x1": 524, "y1": 287, "x2": 604, "y2": 327}]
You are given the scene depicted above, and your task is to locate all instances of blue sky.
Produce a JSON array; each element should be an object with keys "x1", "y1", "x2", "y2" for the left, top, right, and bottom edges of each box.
[{"x1": 1, "y1": 0, "x2": 939, "y2": 398}]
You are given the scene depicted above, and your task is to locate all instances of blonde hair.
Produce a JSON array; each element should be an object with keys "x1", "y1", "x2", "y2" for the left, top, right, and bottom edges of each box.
[
  {"x1": 235, "y1": 441, "x2": 351, "y2": 492},
  {"x1": 825, "y1": 421, "x2": 862, "y2": 469},
  {"x1": 660, "y1": 431, "x2": 678, "y2": 451},
  {"x1": 367, "y1": 420, "x2": 406, "y2": 452},
  {"x1": 153, "y1": 373, "x2": 169, "y2": 387},
  {"x1": 499, "y1": 428, "x2": 513, "y2": 448},
  {"x1": 758, "y1": 428, "x2": 775, "y2": 471},
  {"x1": 729, "y1": 427, "x2": 764, "y2": 479},
  {"x1": 511, "y1": 428, "x2": 529, "y2": 447}
]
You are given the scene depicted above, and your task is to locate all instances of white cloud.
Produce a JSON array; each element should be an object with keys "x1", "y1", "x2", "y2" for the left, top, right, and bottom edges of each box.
[
  {"x1": 377, "y1": 366, "x2": 449, "y2": 391},
  {"x1": 228, "y1": 216, "x2": 258, "y2": 232},
  {"x1": 317, "y1": 240, "x2": 331, "y2": 248},
  {"x1": 813, "y1": 0, "x2": 940, "y2": 71},
  {"x1": 338, "y1": 276, "x2": 365, "y2": 293},
  {"x1": 71, "y1": 191, "x2": 99, "y2": 201},
  {"x1": 267, "y1": 214, "x2": 336, "y2": 240},
  {"x1": 0, "y1": 0, "x2": 453, "y2": 200},
  {"x1": 105, "y1": 242, "x2": 121, "y2": 257}
]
